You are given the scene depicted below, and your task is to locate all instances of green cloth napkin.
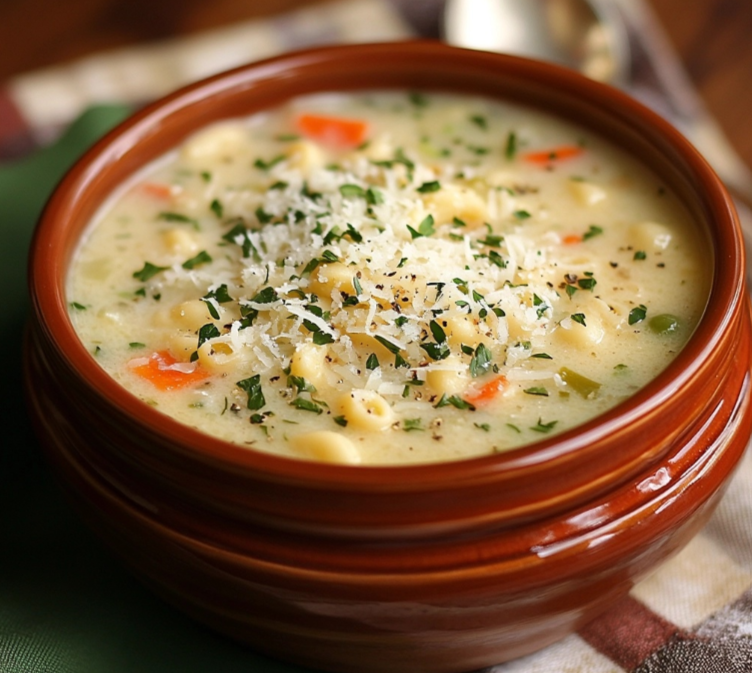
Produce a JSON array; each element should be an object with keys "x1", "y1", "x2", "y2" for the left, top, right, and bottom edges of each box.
[{"x1": 0, "y1": 106, "x2": 302, "y2": 673}]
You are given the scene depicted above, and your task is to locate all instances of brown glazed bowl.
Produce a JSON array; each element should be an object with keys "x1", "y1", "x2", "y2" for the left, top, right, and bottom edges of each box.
[{"x1": 25, "y1": 41, "x2": 752, "y2": 672}]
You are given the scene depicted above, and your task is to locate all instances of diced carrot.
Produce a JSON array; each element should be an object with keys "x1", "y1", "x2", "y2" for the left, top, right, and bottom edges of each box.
[
  {"x1": 522, "y1": 145, "x2": 584, "y2": 164},
  {"x1": 562, "y1": 234, "x2": 582, "y2": 245},
  {"x1": 130, "y1": 350, "x2": 208, "y2": 391},
  {"x1": 465, "y1": 374, "x2": 508, "y2": 407},
  {"x1": 140, "y1": 182, "x2": 174, "y2": 200},
  {"x1": 296, "y1": 113, "x2": 369, "y2": 148}
]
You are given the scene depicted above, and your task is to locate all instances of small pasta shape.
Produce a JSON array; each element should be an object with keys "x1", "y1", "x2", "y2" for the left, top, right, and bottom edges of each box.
[
  {"x1": 630, "y1": 221, "x2": 672, "y2": 251},
  {"x1": 167, "y1": 332, "x2": 198, "y2": 360},
  {"x1": 196, "y1": 340, "x2": 248, "y2": 375},
  {"x1": 162, "y1": 228, "x2": 200, "y2": 256},
  {"x1": 308, "y1": 263, "x2": 356, "y2": 301},
  {"x1": 348, "y1": 333, "x2": 397, "y2": 361},
  {"x1": 568, "y1": 179, "x2": 607, "y2": 206},
  {"x1": 425, "y1": 357, "x2": 469, "y2": 396},
  {"x1": 170, "y1": 300, "x2": 215, "y2": 332},
  {"x1": 504, "y1": 313, "x2": 530, "y2": 341},
  {"x1": 289, "y1": 431, "x2": 361, "y2": 465},
  {"x1": 289, "y1": 343, "x2": 328, "y2": 388},
  {"x1": 444, "y1": 315, "x2": 484, "y2": 348},
  {"x1": 554, "y1": 313, "x2": 605, "y2": 348},
  {"x1": 422, "y1": 184, "x2": 488, "y2": 228},
  {"x1": 336, "y1": 389, "x2": 395, "y2": 431},
  {"x1": 360, "y1": 133, "x2": 393, "y2": 161},
  {"x1": 181, "y1": 124, "x2": 249, "y2": 162},
  {"x1": 79, "y1": 258, "x2": 111, "y2": 281},
  {"x1": 286, "y1": 140, "x2": 326, "y2": 173}
]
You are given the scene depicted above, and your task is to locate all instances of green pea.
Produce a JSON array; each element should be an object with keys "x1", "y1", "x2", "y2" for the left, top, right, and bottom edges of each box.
[{"x1": 649, "y1": 314, "x2": 680, "y2": 335}]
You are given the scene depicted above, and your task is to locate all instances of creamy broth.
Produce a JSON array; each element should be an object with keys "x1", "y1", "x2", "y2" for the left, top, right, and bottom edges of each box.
[{"x1": 67, "y1": 91, "x2": 709, "y2": 465}]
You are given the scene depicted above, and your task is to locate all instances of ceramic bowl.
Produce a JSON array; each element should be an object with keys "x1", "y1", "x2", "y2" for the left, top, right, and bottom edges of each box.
[{"x1": 25, "y1": 41, "x2": 752, "y2": 673}]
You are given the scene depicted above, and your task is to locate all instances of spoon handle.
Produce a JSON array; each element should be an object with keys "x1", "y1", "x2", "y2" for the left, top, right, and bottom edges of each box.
[
  {"x1": 606, "y1": 0, "x2": 752, "y2": 203},
  {"x1": 606, "y1": 0, "x2": 752, "y2": 277}
]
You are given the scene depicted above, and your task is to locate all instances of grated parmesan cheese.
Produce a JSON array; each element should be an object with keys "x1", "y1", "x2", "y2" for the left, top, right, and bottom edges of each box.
[{"x1": 67, "y1": 91, "x2": 709, "y2": 465}]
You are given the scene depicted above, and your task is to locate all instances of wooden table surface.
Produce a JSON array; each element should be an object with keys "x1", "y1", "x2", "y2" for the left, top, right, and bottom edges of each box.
[{"x1": 0, "y1": 0, "x2": 750, "y2": 168}]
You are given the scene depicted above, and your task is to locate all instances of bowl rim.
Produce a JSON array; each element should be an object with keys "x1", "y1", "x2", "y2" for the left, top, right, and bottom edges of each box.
[{"x1": 28, "y1": 40, "x2": 745, "y2": 488}]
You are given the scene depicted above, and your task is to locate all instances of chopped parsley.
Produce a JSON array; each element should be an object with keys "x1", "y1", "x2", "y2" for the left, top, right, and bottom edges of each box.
[
  {"x1": 504, "y1": 131, "x2": 517, "y2": 160},
  {"x1": 407, "y1": 214, "x2": 436, "y2": 239},
  {"x1": 435, "y1": 394, "x2": 475, "y2": 411},
  {"x1": 133, "y1": 261, "x2": 168, "y2": 282},
  {"x1": 237, "y1": 375, "x2": 265, "y2": 411},
  {"x1": 469, "y1": 343, "x2": 493, "y2": 378},
  {"x1": 374, "y1": 335, "x2": 402, "y2": 356},
  {"x1": 403, "y1": 418, "x2": 424, "y2": 432},
  {"x1": 469, "y1": 114, "x2": 488, "y2": 130},
  {"x1": 416, "y1": 180, "x2": 441, "y2": 193},
  {"x1": 339, "y1": 183, "x2": 367, "y2": 198},
  {"x1": 182, "y1": 250, "x2": 212, "y2": 270},
  {"x1": 158, "y1": 211, "x2": 199, "y2": 229},
  {"x1": 201, "y1": 284, "x2": 234, "y2": 318},
  {"x1": 222, "y1": 222, "x2": 258, "y2": 260},
  {"x1": 254, "y1": 155, "x2": 285, "y2": 171},
  {"x1": 408, "y1": 91, "x2": 429, "y2": 107},
  {"x1": 531, "y1": 418, "x2": 558, "y2": 433},
  {"x1": 290, "y1": 398, "x2": 324, "y2": 414},
  {"x1": 577, "y1": 273, "x2": 597, "y2": 291},
  {"x1": 629, "y1": 304, "x2": 648, "y2": 325},
  {"x1": 583, "y1": 225, "x2": 603, "y2": 240}
]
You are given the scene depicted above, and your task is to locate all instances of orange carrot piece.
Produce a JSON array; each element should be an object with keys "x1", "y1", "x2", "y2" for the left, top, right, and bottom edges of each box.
[
  {"x1": 562, "y1": 234, "x2": 582, "y2": 245},
  {"x1": 130, "y1": 350, "x2": 208, "y2": 391},
  {"x1": 140, "y1": 182, "x2": 174, "y2": 200},
  {"x1": 522, "y1": 145, "x2": 584, "y2": 164},
  {"x1": 296, "y1": 113, "x2": 369, "y2": 148},
  {"x1": 465, "y1": 374, "x2": 508, "y2": 407}
]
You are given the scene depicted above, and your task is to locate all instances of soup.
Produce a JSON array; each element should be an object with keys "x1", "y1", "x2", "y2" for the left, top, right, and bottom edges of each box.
[{"x1": 67, "y1": 91, "x2": 708, "y2": 465}]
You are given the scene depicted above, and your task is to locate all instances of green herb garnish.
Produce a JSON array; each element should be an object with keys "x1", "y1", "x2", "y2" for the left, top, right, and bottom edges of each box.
[
  {"x1": 417, "y1": 180, "x2": 441, "y2": 193},
  {"x1": 133, "y1": 261, "x2": 168, "y2": 282},
  {"x1": 531, "y1": 418, "x2": 558, "y2": 433},
  {"x1": 290, "y1": 398, "x2": 324, "y2": 414},
  {"x1": 505, "y1": 131, "x2": 518, "y2": 160},
  {"x1": 182, "y1": 250, "x2": 212, "y2": 270},
  {"x1": 469, "y1": 343, "x2": 493, "y2": 378},
  {"x1": 403, "y1": 418, "x2": 424, "y2": 432},
  {"x1": 407, "y1": 214, "x2": 436, "y2": 239},
  {"x1": 629, "y1": 304, "x2": 648, "y2": 325},
  {"x1": 158, "y1": 211, "x2": 199, "y2": 229},
  {"x1": 435, "y1": 394, "x2": 476, "y2": 411},
  {"x1": 582, "y1": 225, "x2": 603, "y2": 241},
  {"x1": 237, "y1": 375, "x2": 265, "y2": 411}
]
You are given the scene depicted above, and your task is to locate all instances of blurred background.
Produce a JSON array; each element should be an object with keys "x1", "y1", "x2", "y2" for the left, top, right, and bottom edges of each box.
[{"x1": 0, "y1": 0, "x2": 750, "y2": 168}]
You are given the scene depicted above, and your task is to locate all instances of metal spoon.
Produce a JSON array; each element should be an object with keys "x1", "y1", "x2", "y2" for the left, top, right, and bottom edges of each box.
[
  {"x1": 442, "y1": 0, "x2": 752, "y2": 254},
  {"x1": 443, "y1": 0, "x2": 630, "y2": 85}
]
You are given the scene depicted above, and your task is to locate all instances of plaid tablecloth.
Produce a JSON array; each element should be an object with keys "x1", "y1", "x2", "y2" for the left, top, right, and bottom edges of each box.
[{"x1": 2, "y1": 1, "x2": 751, "y2": 671}]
